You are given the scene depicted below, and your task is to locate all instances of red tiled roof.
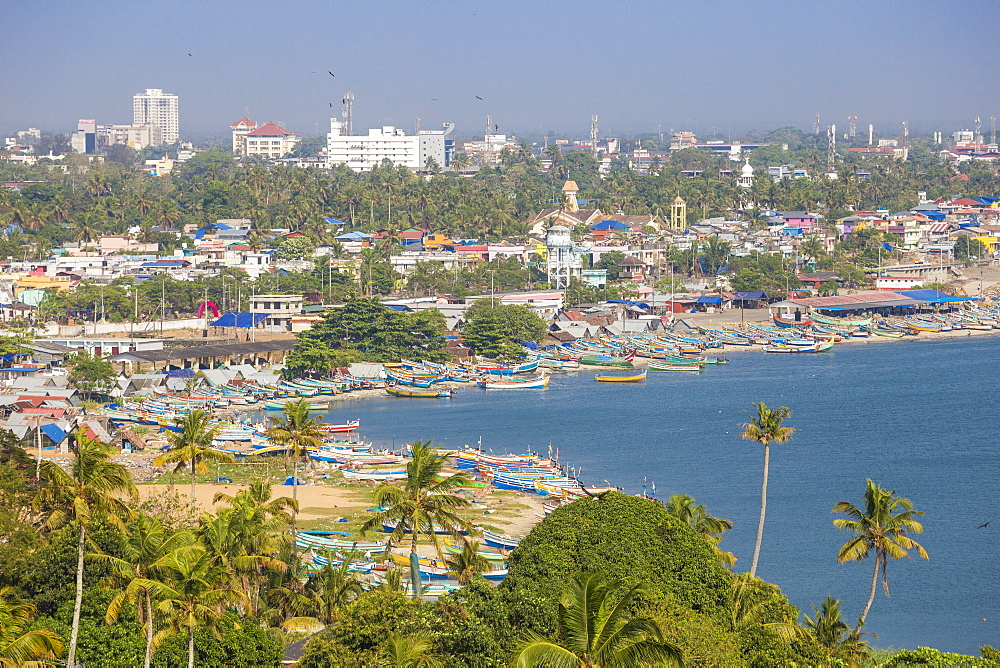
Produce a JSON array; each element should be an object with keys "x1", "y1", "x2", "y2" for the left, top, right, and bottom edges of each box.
[
  {"x1": 245, "y1": 122, "x2": 293, "y2": 137},
  {"x1": 948, "y1": 198, "x2": 981, "y2": 207},
  {"x1": 230, "y1": 116, "x2": 256, "y2": 128}
]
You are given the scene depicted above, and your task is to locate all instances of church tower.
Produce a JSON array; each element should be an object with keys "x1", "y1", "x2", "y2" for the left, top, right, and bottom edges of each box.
[
  {"x1": 562, "y1": 180, "x2": 580, "y2": 213},
  {"x1": 670, "y1": 196, "x2": 687, "y2": 229}
]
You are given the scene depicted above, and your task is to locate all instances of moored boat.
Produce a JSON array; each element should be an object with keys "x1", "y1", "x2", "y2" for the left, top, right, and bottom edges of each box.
[{"x1": 594, "y1": 370, "x2": 647, "y2": 383}]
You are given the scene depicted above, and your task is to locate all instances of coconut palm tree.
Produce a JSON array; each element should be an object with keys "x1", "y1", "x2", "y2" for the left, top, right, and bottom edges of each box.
[
  {"x1": 0, "y1": 586, "x2": 63, "y2": 667},
  {"x1": 149, "y1": 545, "x2": 247, "y2": 668},
  {"x1": 93, "y1": 514, "x2": 194, "y2": 668},
  {"x1": 361, "y1": 441, "x2": 471, "y2": 598},
  {"x1": 265, "y1": 399, "x2": 326, "y2": 501},
  {"x1": 664, "y1": 493, "x2": 736, "y2": 568},
  {"x1": 510, "y1": 572, "x2": 683, "y2": 668},
  {"x1": 380, "y1": 632, "x2": 443, "y2": 668},
  {"x1": 740, "y1": 402, "x2": 796, "y2": 577},
  {"x1": 803, "y1": 595, "x2": 873, "y2": 667},
  {"x1": 154, "y1": 409, "x2": 234, "y2": 503},
  {"x1": 444, "y1": 540, "x2": 493, "y2": 584},
  {"x1": 33, "y1": 434, "x2": 137, "y2": 668},
  {"x1": 831, "y1": 479, "x2": 928, "y2": 624},
  {"x1": 71, "y1": 212, "x2": 101, "y2": 245},
  {"x1": 302, "y1": 551, "x2": 365, "y2": 625}
]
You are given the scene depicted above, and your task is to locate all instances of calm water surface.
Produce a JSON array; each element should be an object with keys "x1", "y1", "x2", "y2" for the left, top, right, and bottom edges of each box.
[{"x1": 315, "y1": 337, "x2": 1000, "y2": 653}]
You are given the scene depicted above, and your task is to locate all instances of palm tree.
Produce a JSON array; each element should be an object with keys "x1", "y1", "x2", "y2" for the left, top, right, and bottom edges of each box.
[
  {"x1": 33, "y1": 434, "x2": 137, "y2": 668},
  {"x1": 301, "y1": 551, "x2": 365, "y2": 625},
  {"x1": 510, "y1": 572, "x2": 683, "y2": 668},
  {"x1": 154, "y1": 409, "x2": 234, "y2": 503},
  {"x1": 71, "y1": 212, "x2": 101, "y2": 245},
  {"x1": 93, "y1": 514, "x2": 194, "y2": 668},
  {"x1": 664, "y1": 493, "x2": 736, "y2": 568},
  {"x1": 444, "y1": 540, "x2": 492, "y2": 584},
  {"x1": 149, "y1": 545, "x2": 247, "y2": 668},
  {"x1": 803, "y1": 595, "x2": 873, "y2": 667},
  {"x1": 831, "y1": 479, "x2": 928, "y2": 624},
  {"x1": 265, "y1": 399, "x2": 326, "y2": 507},
  {"x1": 361, "y1": 441, "x2": 471, "y2": 598},
  {"x1": 727, "y1": 573, "x2": 804, "y2": 643},
  {"x1": 0, "y1": 586, "x2": 63, "y2": 666},
  {"x1": 380, "y1": 632, "x2": 443, "y2": 668},
  {"x1": 740, "y1": 402, "x2": 795, "y2": 577}
]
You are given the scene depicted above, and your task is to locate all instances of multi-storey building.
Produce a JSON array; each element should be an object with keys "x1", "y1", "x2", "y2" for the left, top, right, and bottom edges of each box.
[
  {"x1": 326, "y1": 119, "x2": 455, "y2": 172},
  {"x1": 230, "y1": 116, "x2": 257, "y2": 156},
  {"x1": 98, "y1": 123, "x2": 162, "y2": 150},
  {"x1": 242, "y1": 122, "x2": 299, "y2": 159},
  {"x1": 132, "y1": 88, "x2": 179, "y2": 145},
  {"x1": 70, "y1": 119, "x2": 96, "y2": 154}
]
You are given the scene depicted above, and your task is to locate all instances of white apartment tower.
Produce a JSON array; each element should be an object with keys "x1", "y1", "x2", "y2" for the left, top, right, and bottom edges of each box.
[
  {"x1": 326, "y1": 118, "x2": 454, "y2": 172},
  {"x1": 132, "y1": 88, "x2": 179, "y2": 145}
]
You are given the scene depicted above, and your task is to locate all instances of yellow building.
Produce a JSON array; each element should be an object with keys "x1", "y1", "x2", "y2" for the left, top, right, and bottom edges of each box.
[
  {"x1": 422, "y1": 233, "x2": 452, "y2": 250},
  {"x1": 15, "y1": 275, "x2": 72, "y2": 295}
]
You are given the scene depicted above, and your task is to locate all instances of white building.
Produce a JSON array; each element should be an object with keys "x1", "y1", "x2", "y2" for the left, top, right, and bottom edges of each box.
[
  {"x1": 132, "y1": 88, "x2": 179, "y2": 145},
  {"x1": 230, "y1": 116, "x2": 257, "y2": 156},
  {"x1": 545, "y1": 225, "x2": 583, "y2": 288},
  {"x1": 70, "y1": 119, "x2": 96, "y2": 154},
  {"x1": 98, "y1": 123, "x2": 162, "y2": 150},
  {"x1": 327, "y1": 120, "x2": 421, "y2": 172},
  {"x1": 242, "y1": 122, "x2": 299, "y2": 159},
  {"x1": 326, "y1": 119, "x2": 455, "y2": 172}
]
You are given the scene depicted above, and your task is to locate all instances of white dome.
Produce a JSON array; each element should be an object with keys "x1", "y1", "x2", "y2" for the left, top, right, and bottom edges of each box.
[{"x1": 741, "y1": 160, "x2": 754, "y2": 176}]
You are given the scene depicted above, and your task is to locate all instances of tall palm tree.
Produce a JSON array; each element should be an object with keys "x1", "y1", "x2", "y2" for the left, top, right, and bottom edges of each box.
[
  {"x1": 0, "y1": 586, "x2": 63, "y2": 667},
  {"x1": 301, "y1": 551, "x2": 365, "y2": 625},
  {"x1": 740, "y1": 402, "x2": 796, "y2": 577},
  {"x1": 71, "y1": 212, "x2": 101, "y2": 245},
  {"x1": 361, "y1": 441, "x2": 471, "y2": 598},
  {"x1": 803, "y1": 595, "x2": 873, "y2": 667},
  {"x1": 149, "y1": 545, "x2": 247, "y2": 668},
  {"x1": 265, "y1": 399, "x2": 326, "y2": 506},
  {"x1": 154, "y1": 409, "x2": 234, "y2": 503},
  {"x1": 443, "y1": 540, "x2": 492, "y2": 584},
  {"x1": 831, "y1": 479, "x2": 928, "y2": 624},
  {"x1": 664, "y1": 493, "x2": 736, "y2": 568},
  {"x1": 510, "y1": 572, "x2": 683, "y2": 668},
  {"x1": 93, "y1": 514, "x2": 194, "y2": 668},
  {"x1": 33, "y1": 434, "x2": 137, "y2": 668}
]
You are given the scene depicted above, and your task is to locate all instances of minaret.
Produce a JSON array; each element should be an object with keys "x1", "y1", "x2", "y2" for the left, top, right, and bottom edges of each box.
[{"x1": 562, "y1": 180, "x2": 580, "y2": 213}]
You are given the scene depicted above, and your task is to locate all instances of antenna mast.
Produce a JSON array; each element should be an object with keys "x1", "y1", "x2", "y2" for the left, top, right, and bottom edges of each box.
[
  {"x1": 974, "y1": 116, "x2": 982, "y2": 144},
  {"x1": 902, "y1": 120, "x2": 909, "y2": 148},
  {"x1": 590, "y1": 115, "x2": 599, "y2": 156},
  {"x1": 868, "y1": 123, "x2": 874, "y2": 146},
  {"x1": 341, "y1": 92, "x2": 354, "y2": 136},
  {"x1": 414, "y1": 117, "x2": 420, "y2": 135},
  {"x1": 485, "y1": 114, "x2": 493, "y2": 153},
  {"x1": 992, "y1": 116, "x2": 997, "y2": 145},
  {"x1": 827, "y1": 124, "x2": 836, "y2": 171},
  {"x1": 813, "y1": 113, "x2": 821, "y2": 135},
  {"x1": 848, "y1": 116, "x2": 858, "y2": 139}
]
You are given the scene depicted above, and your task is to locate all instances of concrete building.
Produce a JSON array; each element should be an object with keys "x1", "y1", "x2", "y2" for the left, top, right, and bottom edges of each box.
[
  {"x1": 417, "y1": 123, "x2": 455, "y2": 168},
  {"x1": 98, "y1": 123, "x2": 162, "y2": 150},
  {"x1": 242, "y1": 122, "x2": 299, "y2": 159},
  {"x1": 249, "y1": 294, "x2": 304, "y2": 331},
  {"x1": 70, "y1": 119, "x2": 96, "y2": 154},
  {"x1": 230, "y1": 116, "x2": 258, "y2": 156},
  {"x1": 545, "y1": 225, "x2": 583, "y2": 288},
  {"x1": 327, "y1": 120, "x2": 420, "y2": 172},
  {"x1": 132, "y1": 88, "x2": 179, "y2": 145}
]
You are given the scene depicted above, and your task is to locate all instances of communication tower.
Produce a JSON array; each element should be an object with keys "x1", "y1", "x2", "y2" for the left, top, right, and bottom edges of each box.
[
  {"x1": 590, "y1": 115, "x2": 599, "y2": 156},
  {"x1": 485, "y1": 115, "x2": 493, "y2": 153},
  {"x1": 813, "y1": 113, "x2": 821, "y2": 135},
  {"x1": 414, "y1": 117, "x2": 420, "y2": 135},
  {"x1": 827, "y1": 124, "x2": 836, "y2": 171},
  {"x1": 341, "y1": 92, "x2": 354, "y2": 136},
  {"x1": 975, "y1": 116, "x2": 982, "y2": 144},
  {"x1": 902, "y1": 120, "x2": 909, "y2": 145},
  {"x1": 868, "y1": 124, "x2": 874, "y2": 146},
  {"x1": 992, "y1": 116, "x2": 997, "y2": 144},
  {"x1": 848, "y1": 116, "x2": 858, "y2": 139}
]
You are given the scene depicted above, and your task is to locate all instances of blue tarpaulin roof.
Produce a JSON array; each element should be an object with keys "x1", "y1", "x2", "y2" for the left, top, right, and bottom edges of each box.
[
  {"x1": 733, "y1": 291, "x2": 766, "y2": 301},
  {"x1": 607, "y1": 299, "x2": 650, "y2": 309},
  {"x1": 895, "y1": 289, "x2": 976, "y2": 303},
  {"x1": 382, "y1": 304, "x2": 410, "y2": 311},
  {"x1": 166, "y1": 369, "x2": 196, "y2": 377},
  {"x1": 210, "y1": 311, "x2": 270, "y2": 327},
  {"x1": 40, "y1": 423, "x2": 66, "y2": 444},
  {"x1": 922, "y1": 210, "x2": 946, "y2": 220},
  {"x1": 591, "y1": 220, "x2": 630, "y2": 230},
  {"x1": 335, "y1": 231, "x2": 374, "y2": 240},
  {"x1": 324, "y1": 217, "x2": 347, "y2": 226},
  {"x1": 974, "y1": 197, "x2": 1000, "y2": 205},
  {"x1": 697, "y1": 295, "x2": 723, "y2": 304},
  {"x1": 141, "y1": 261, "x2": 186, "y2": 268}
]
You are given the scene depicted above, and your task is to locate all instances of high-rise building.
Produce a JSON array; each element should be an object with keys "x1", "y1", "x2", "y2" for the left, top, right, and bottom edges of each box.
[
  {"x1": 132, "y1": 88, "x2": 179, "y2": 145},
  {"x1": 230, "y1": 116, "x2": 257, "y2": 156},
  {"x1": 326, "y1": 118, "x2": 455, "y2": 172},
  {"x1": 70, "y1": 119, "x2": 96, "y2": 154}
]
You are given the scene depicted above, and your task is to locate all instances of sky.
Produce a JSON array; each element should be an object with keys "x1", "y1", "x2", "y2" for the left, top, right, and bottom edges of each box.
[{"x1": 3, "y1": 0, "x2": 999, "y2": 141}]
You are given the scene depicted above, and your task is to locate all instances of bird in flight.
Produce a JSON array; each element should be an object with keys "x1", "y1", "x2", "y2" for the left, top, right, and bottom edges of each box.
[
  {"x1": 475, "y1": 95, "x2": 483, "y2": 100},
  {"x1": 329, "y1": 103, "x2": 333, "y2": 107},
  {"x1": 187, "y1": 53, "x2": 192, "y2": 56},
  {"x1": 431, "y1": 98, "x2": 438, "y2": 101},
  {"x1": 328, "y1": 71, "x2": 335, "y2": 77},
  {"x1": 977, "y1": 520, "x2": 993, "y2": 529}
]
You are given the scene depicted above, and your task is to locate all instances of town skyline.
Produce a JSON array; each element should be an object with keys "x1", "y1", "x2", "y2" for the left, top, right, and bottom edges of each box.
[{"x1": 3, "y1": 0, "x2": 998, "y2": 139}]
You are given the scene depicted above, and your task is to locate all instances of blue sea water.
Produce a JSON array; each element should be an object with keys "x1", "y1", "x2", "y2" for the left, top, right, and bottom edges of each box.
[{"x1": 316, "y1": 337, "x2": 1000, "y2": 654}]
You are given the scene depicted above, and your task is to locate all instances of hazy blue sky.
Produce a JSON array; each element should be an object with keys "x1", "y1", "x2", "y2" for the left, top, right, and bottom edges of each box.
[{"x1": 3, "y1": 0, "x2": 998, "y2": 140}]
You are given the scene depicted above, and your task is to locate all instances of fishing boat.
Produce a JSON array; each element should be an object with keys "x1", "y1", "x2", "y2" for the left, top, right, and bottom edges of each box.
[
  {"x1": 385, "y1": 386, "x2": 453, "y2": 398},
  {"x1": 647, "y1": 360, "x2": 702, "y2": 372},
  {"x1": 482, "y1": 530, "x2": 521, "y2": 550},
  {"x1": 772, "y1": 314, "x2": 813, "y2": 328},
  {"x1": 342, "y1": 469, "x2": 407, "y2": 481},
  {"x1": 579, "y1": 354, "x2": 634, "y2": 368},
  {"x1": 319, "y1": 421, "x2": 361, "y2": 433},
  {"x1": 594, "y1": 370, "x2": 647, "y2": 383},
  {"x1": 444, "y1": 544, "x2": 508, "y2": 563},
  {"x1": 476, "y1": 374, "x2": 549, "y2": 389},
  {"x1": 810, "y1": 312, "x2": 872, "y2": 327},
  {"x1": 382, "y1": 519, "x2": 469, "y2": 535}
]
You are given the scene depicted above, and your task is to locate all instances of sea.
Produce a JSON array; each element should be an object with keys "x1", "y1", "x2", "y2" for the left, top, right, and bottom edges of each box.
[{"x1": 313, "y1": 336, "x2": 1000, "y2": 654}]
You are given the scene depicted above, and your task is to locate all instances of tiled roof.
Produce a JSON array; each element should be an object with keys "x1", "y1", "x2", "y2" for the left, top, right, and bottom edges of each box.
[
  {"x1": 245, "y1": 122, "x2": 294, "y2": 137},
  {"x1": 230, "y1": 116, "x2": 256, "y2": 128}
]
